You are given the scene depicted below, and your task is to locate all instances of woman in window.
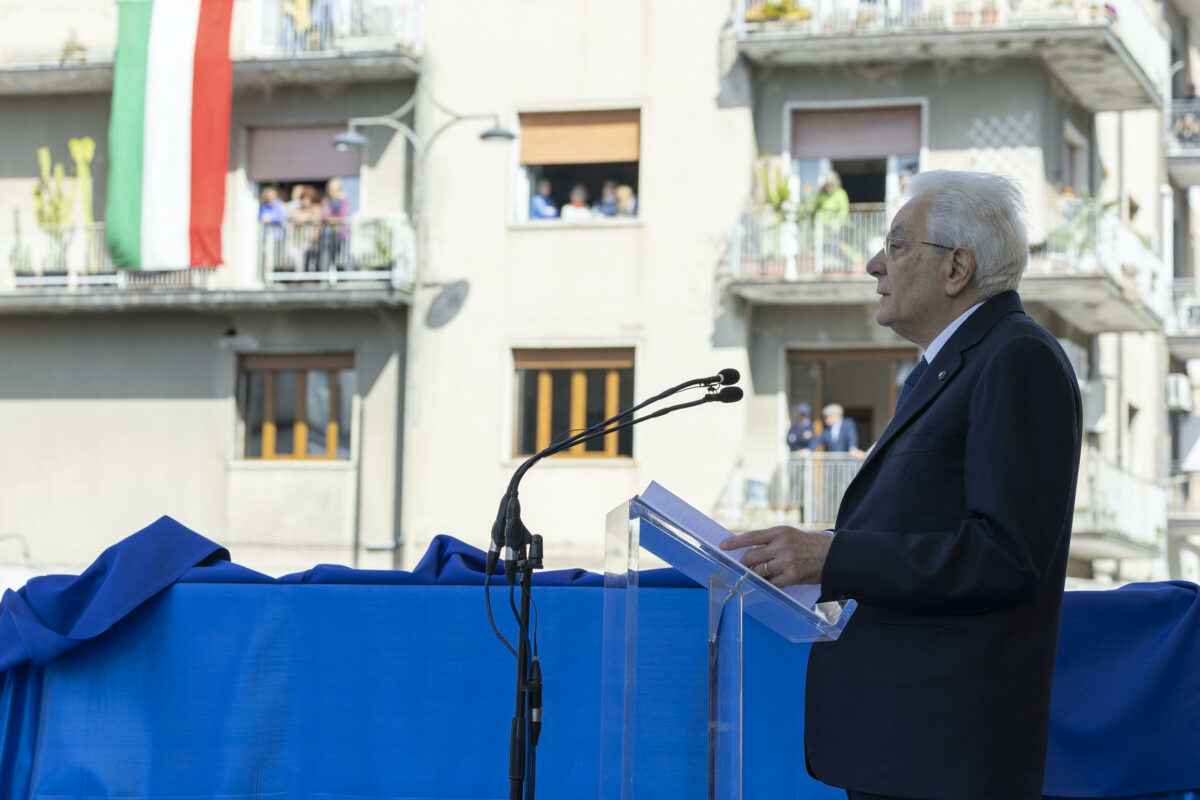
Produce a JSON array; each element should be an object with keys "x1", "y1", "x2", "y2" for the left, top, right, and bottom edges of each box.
[{"x1": 560, "y1": 183, "x2": 593, "y2": 222}]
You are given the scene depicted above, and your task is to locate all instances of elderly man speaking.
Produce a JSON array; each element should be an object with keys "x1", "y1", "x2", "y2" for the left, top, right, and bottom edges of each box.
[{"x1": 721, "y1": 171, "x2": 1082, "y2": 800}]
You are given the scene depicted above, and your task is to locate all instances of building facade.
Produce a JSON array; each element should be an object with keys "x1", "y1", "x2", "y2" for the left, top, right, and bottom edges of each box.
[{"x1": 0, "y1": 0, "x2": 1187, "y2": 588}]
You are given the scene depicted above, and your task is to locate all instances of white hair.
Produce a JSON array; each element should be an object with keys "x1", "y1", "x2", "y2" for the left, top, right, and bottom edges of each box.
[
  {"x1": 906, "y1": 170, "x2": 1028, "y2": 297},
  {"x1": 822, "y1": 403, "x2": 843, "y2": 417}
]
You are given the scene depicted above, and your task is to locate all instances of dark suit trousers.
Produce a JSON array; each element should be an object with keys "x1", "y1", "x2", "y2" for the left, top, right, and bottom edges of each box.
[{"x1": 847, "y1": 792, "x2": 919, "y2": 800}]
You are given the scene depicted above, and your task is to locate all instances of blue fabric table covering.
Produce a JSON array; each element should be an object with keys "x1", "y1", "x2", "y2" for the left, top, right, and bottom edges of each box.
[{"x1": 0, "y1": 516, "x2": 1197, "y2": 799}]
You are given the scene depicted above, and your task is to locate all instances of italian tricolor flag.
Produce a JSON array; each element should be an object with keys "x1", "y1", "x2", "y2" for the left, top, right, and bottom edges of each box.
[{"x1": 107, "y1": 0, "x2": 234, "y2": 270}]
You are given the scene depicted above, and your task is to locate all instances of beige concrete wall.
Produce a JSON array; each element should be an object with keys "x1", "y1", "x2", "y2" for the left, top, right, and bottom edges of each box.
[
  {"x1": 0, "y1": 308, "x2": 405, "y2": 578},
  {"x1": 403, "y1": 0, "x2": 756, "y2": 571}
]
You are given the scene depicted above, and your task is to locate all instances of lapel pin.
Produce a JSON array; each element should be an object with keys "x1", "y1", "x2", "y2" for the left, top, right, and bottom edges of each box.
[{"x1": 937, "y1": 370, "x2": 947, "y2": 380}]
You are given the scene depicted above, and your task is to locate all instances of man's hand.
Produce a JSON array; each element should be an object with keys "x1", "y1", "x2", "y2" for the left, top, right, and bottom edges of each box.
[{"x1": 718, "y1": 526, "x2": 833, "y2": 587}]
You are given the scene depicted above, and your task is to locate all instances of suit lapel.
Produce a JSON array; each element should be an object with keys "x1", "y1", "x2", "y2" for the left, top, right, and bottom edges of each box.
[{"x1": 854, "y1": 291, "x2": 1026, "y2": 476}]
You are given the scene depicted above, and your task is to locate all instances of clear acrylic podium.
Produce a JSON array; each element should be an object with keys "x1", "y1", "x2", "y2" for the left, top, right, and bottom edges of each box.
[{"x1": 600, "y1": 484, "x2": 856, "y2": 800}]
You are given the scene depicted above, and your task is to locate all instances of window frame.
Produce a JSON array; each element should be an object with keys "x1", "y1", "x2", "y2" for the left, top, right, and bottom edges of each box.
[
  {"x1": 512, "y1": 107, "x2": 643, "y2": 225},
  {"x1": 238, "y1": 353, "x2": 355, "y2": 461},
  {"x1": 512, "y1": 348, "x2": 635, "y2": 459}
]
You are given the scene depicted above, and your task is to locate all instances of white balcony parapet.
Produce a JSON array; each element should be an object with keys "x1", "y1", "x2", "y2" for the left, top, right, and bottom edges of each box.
[
  {"x1": 716, "y1": 453, "x2": 862, "y2": 530},
  {"x1": 730, "y1": 208, "x2": 887, "y2": 279},
  {"x1": 1073, "y1": 446, "x2": 1165, "y2": 554},
  {"x1": 1167, "y1": 99, "x2": 1200, "y2": 157},
  {"x1": 733, "y1": 0, "x2": 1168, "y2": 107},
  {"x1": 0, "y1": 0, "x2": 422, "y2": 69},
  {"x1": 1168, "y1": 278, "x2": 1200, "y2": 335},
  {"x1": 1028, "y1": 200, "x2": 1170, "y2": 322},
  {"x1": 719, "y1": 447, "x2": 1163, "y2": 560},
  {"x1": 258, "y1": 214, "x2": 414, "y2": 288},
  {"x1": 730, "y1": 203, "x2": 1168, "y2": 321},
  {"x1": 1, "y1": 215, "x2": 413, "y2": 292}
]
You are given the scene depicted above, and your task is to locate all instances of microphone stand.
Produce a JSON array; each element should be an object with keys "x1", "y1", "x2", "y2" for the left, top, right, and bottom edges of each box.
[{"x1": 490, "y1": 377, "x2": 743, "y2": 800}]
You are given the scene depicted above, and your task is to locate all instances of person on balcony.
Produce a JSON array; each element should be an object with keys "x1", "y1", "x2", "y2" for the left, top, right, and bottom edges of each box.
[
  {"x1": 812, "y1": 403, "x2": 863, "y2": 459},
  {"x1": 596, "y1": 180, "x2": 619, "y2": 217},
  {"x1": 560, "y1": 183, "x2": 593, "y2": 222},
  {"x1": 616, "y1": 184, "x2": 637, "y2": 217},
  {"x1": 787, "y1": 402, "x2": 817, "y2": 455},
  {"x1": 721, "y1": 170, "x2": 1082, "y2": 800},
  {"x1": 529, "y1": 179, "x2": 558, "y2": 220},
  {"x1": 812, "y1": 171, "x2": 850, "y2": 223},
  {"x1": 258, "y1": 187, "x2": 287, "y2": 271},
  {"x1": 321, "y1": 178, "x2": 350, "y2": 269},
  {"x1": 288, "y1": 185, "x2": 322, "y2": 271}
]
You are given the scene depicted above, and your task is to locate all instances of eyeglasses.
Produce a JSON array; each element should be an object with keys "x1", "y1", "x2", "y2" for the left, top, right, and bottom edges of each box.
[{"x1": 883, "y1": 237, "x2": 954, "y2": 259}]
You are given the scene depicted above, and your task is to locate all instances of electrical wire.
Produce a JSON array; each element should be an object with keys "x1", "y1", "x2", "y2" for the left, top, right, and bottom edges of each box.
[{"x1": 484, "y1": 571, "x2": 517, "y2": 658}]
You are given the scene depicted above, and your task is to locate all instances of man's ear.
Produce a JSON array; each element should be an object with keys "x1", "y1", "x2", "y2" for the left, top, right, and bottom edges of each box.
[{"x1": 944, "y1": 247, "x2": 976, "y2": 297}]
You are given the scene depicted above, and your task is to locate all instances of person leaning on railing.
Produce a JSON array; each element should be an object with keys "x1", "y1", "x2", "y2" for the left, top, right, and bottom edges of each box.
[
  {"x1": 320, "y1": 178, "x2": 350, "y2": 270},
  {"x1": 288, "y1": 186, "x2": 323, "y2": 271}
]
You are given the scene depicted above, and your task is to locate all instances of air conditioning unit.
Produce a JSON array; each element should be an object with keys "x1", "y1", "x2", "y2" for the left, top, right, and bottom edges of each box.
[{"x1": 1168, "y1": 373, "x2": 1194, "y2": 413}]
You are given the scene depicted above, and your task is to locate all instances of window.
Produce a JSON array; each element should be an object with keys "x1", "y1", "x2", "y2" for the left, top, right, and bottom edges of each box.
[
  {"x1": 789, "y1": 106, "x2": 921, "y2": 207},
  {"x1": 239, "y1": 353, "x2": 356, "y2": 460},
  {"x1": 513, "y1": 348, "x2": 634, "y2": 458},
  {"x1": 517, "y1": 109, "x2": 640, "y2": 222}
]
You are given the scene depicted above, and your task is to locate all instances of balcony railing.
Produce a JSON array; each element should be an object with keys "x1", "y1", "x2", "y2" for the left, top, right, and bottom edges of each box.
[
  {"x1": 1168, "y1": 279, "x2": 1200, "y2": 335},
  {"x1": 1073, "y1": 447, "x2": 1165, "y2": 554},
  {"x1": 259, "y1": 216, "x2": 414, "y2": 287},
  {"x1": 730, "y1": 209, "x2": 886, "y2": 279},
  {"x1": 733, "y1": 0, "x2": 1167, "y2": 94},
  {"x1": 1029, "y1": 201, "x2": 1171, "y2": 321},
  {"x1": 0, "y1": 0, "x2": 422, "y2": 69},
  {"x1": 718, "y1": 453, "x2": 863, "y2": 530},
  {"x1": 2, "y1": 216, "x2": 413, "y2": 292},
  {"x1": 731, "y1": 202, "x2": 1169, "y2": 318},
  {"x1": 1167, "y1": 99, "x2": 1200, "y2": 157},
  {"x1": 720, "y1": 446, "x2": 1163, "y2": 559}
]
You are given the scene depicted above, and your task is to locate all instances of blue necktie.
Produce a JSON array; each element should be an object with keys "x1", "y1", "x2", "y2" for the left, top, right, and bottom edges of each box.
[{"x1": 895, "y1": 357, "x2": 928, "y2": 413}]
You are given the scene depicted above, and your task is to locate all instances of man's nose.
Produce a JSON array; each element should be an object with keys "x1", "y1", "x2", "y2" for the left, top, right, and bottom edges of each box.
[{"x1": 866, "y1": 248, "x2": 886, "y2": 277}]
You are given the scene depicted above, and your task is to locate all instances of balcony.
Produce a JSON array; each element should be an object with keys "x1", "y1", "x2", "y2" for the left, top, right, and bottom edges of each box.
[
  {"x1": 0, "y1": 216, "x2": 413, "y2": 311},
  {"x1": 733, "y1": 0, "x2": 1167, "y2": 111},
  {"x1": 0, "y1": 0, "x2": 422, "y2": 95},
  {"x1": 1165, "y1": 279, "x2": 1200, "y2": 360},
  {"x1": 1167, "y1": 472, "x2": 1200, "y2": 547},
  {"x1": 1166, "y1": 100, "x2": 1200, "y2": 186},
  {"x1": 718, "y1": 453, "x2": 862, "y2": 531},
  {"x1": 718, "y1": 448, "x2": 1163, "y2": 562},
  {"x1": 728, "y1": 201, "x2": 1168, "y2": 332},
  {"x1": 1071, "y1": 447, "x2": 1164, "y2": 560}
]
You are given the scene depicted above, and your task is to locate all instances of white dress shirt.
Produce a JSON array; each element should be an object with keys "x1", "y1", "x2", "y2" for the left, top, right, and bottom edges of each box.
[{"x1": 922, "y1": 300, "x2": 985, "y2": 364}]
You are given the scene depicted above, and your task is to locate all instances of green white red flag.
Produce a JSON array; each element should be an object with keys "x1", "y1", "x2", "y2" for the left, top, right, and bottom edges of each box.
[{"x1": 107, "y1": 0, "x2": 233, "y2": 270}]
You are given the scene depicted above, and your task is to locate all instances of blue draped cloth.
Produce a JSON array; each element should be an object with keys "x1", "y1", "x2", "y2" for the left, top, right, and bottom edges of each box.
[{"x1": 0, "y1": 515, "x2": 1197, "y2": 799}]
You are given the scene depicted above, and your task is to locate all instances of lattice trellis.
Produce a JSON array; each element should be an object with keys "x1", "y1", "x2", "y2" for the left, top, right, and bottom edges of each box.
[{"x1": 967, "y1": 111, "x2": 1045, "y2": 239}]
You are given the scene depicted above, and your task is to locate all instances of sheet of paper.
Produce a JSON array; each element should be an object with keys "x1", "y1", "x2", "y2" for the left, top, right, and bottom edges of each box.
[{"x1": 639, "y1": 481, "x2": 825, "y2": 610}]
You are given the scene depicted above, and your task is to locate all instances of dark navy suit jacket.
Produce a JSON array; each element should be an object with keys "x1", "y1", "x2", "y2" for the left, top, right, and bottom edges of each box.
[{"x1": 806, "y1": 291, "x2": 1083, "y2": 800}]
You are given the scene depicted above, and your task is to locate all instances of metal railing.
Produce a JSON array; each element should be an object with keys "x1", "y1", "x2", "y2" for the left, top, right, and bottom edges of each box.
[
  {"x1": 259, "y1": 215, "x2": 414, "y2": 286},
  {"x1": 1170, "y1": 278, "x2": 1200, "y2": 334},
  {"x1": 8, "y1": 223, "x2": 118, "y2": 286},
  {"x1": 1167, "y1": 99, "x2": 1200, "y2": 157},
  {"x1": 731, "y1": 202, "x2": 1168, "y2": 320},
  {"x1": 1028, "y1": 200, "x2": 1170, "y2": 321},
  {"x1": 718, "y1": 453, "x2": 862, "y2": 529},
  {"x1": 730, "y1": 209, "x2": 887, "y2": 278},
  {"x1": 0, "y1": 0, "x2": 422, "y2": 68},
  {"x1": 774, "y1": 453, "x2": 862, "y2": 528},
  {"x1": 1074, "y1": 446, "x2": 1165, "y2": 551},
  {"x1": 734, "y1": 0, "x2": 1167, "y2": 91},
  {"x1": 243, "y1": 0, "x2": 423, "y2": 59}
]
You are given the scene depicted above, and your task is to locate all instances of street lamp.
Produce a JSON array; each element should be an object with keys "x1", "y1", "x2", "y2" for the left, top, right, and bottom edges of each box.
[{"x1": 332, "y1": 85, "x2": 514, "y2": 569}]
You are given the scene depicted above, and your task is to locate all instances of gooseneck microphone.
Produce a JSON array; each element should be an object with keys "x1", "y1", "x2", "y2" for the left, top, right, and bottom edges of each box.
[{"x1": 484, "y1": 369, "x2": 743, "y2": 800}]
